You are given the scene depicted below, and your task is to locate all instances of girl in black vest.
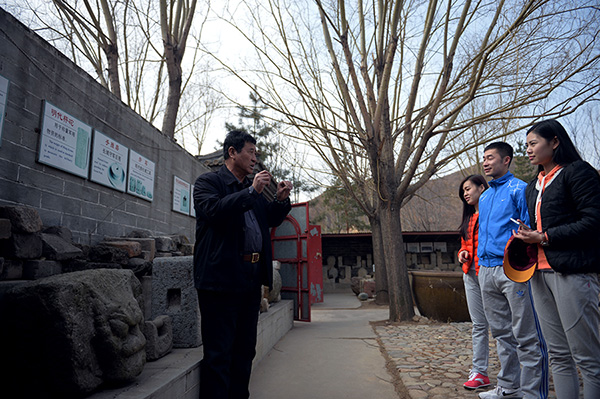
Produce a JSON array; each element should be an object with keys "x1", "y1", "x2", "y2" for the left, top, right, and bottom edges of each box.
[{"x1": 514, "y1": 119, "x2": 600, "y2": 399}]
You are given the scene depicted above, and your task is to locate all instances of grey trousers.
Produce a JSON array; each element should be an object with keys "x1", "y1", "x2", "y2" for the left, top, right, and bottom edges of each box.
[
  {"x1": 463, "y1": 269, "x2": 490, "y2": 375},
  {"x1": 531, "y1": 271, "x2": 600, "y2": 399},
  {"x1": 479, "y1": 265, "x2": 549, "y2": 399}
]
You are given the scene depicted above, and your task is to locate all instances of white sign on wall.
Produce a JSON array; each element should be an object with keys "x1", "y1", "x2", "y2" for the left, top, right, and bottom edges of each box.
[
  {"x1": 172, "y1": 176, "x2": 191, "y2": 215},
  {"x1": 38, "y1": 101, "x2": 92, "y2": 178},
  {"x1": 420, "y1": 242, "x2": 434, "y2": 253},
  {"x1": 90, "y1": 131, "x2": 128, "y2": 192},
  {"x1": 406, "y1": 242, "x2": 420, "y2": 253},
  {"x1": 433, "y1": 241, "x2": 447, "y2": 252},
  {"x1": 0, "y1": 74, "x2": 9, "y2": 146},
  {"x1": 127, "y1": 150, "x2": 155, "y2": 201}
]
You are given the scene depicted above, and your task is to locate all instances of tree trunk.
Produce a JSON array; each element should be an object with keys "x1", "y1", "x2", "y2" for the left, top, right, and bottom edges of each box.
[
  {"x1": 380, "y1": 202, "x2": 414, "y2": 321},
  {"x1": 105, "y1": 42, "x2": 121, "y2": 100},
  {"x1": 370, "y1": 216, "x2": 389, "y2": 305},
  {"x1": 162, "y1": 43, "x2": 182, "y2": 139}
]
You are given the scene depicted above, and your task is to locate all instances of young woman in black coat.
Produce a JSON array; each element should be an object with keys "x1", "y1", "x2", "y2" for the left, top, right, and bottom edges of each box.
[{"x1": 514, "y1": 119, "x2": 600, "y2": 399}]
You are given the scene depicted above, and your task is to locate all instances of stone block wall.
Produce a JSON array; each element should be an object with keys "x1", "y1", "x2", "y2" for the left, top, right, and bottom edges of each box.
[{"x1": 0, "y1": 9, "x2": 208, "y2": 244}]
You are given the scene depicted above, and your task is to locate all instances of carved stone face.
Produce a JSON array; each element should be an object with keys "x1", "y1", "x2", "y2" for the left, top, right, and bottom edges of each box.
[
  {"x1": 93, "y1": 294, "x2": 147, "y2": 381},
  {"x1": 0, "y1": 269, "x2": 147, "y2": 396}
]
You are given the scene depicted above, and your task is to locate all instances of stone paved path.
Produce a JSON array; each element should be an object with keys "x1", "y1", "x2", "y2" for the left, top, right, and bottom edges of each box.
[{"x1": 374, "y1": 318, "x2": 582, "y2": 399}]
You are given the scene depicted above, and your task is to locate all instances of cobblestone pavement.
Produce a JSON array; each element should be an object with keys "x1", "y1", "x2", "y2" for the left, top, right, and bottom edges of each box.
[{"x1": 373, "y1": 318, "x2": 579, "y2": 399}]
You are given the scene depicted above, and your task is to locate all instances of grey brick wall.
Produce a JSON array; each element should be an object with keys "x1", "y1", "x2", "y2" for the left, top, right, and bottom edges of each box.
[{"x1": 0, "y1": 9, "x2": 208, "y2": 244}]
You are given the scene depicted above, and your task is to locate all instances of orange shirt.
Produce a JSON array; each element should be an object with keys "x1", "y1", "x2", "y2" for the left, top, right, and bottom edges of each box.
[
  {"x1": 535, "y1": 165, "x2": 563, "y2": 270},
  {"x1": 460, "y1": 213, "x2": 480, "y2": 275}
]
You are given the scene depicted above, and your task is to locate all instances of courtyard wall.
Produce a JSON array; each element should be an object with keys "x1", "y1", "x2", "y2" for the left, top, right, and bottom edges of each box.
[{"x1": 0, "y1": 9, "x2": 208, "y2": 244}]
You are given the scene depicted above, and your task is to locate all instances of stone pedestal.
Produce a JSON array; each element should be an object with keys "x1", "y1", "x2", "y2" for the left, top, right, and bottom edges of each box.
[
  {"x1": 151, "y1": 256, "x2": 201, "y2": 348},
  {"x1": 339, "y1": 266, "x2": 352, "y2": 283}
]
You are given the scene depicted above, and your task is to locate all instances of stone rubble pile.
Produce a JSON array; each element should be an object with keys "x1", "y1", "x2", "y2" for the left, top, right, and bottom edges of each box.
[
  {"x1": 0, "y1": 206, "x2": 198, "y2": 396},
  {"x1": 0, "y1": 205, "x2": 193, "y2": 282}
]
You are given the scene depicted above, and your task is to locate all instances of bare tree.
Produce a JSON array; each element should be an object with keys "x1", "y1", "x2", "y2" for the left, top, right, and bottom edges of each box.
[
  {"x1": 160, "y1": 0, "x2": 199, "y2": 138},
  {"x1": 48, "y1": 0, "x2": 123, "y2": 99},
  {"x1": 9, "y1": 0, "x2": 213, "y2": 141},
  {"x1": 176, "y1": 65, "x2": 224, "y2": 154},
  {"x1": 211, "y1": 0, "x2": 600, "y2": 321},
  {"x1": 564, "y1": 103, "x2": 600, "y2": 168}
]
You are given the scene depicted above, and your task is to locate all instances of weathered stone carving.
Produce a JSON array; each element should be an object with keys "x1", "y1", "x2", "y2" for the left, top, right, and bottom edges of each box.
[
  {"x1": 268, "y1": 262, "x2": 282, "y2": 303},
  {"x1": 143, "y1": 315, "x2": 174, "y2": 361},
  {"x1": 0, "y1": 269, "x2": 146, "y2": 397}
]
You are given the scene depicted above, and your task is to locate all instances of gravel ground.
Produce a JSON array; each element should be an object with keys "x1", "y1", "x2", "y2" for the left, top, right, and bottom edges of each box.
[{"x1": 372, "y1": 316, "x2": 581, "y2": 399}]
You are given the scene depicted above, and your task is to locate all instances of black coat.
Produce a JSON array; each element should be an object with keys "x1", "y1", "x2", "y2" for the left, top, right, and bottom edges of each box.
[
  {"x1": 525, "y1": 160, "x2": 600, "y2": 274},
  {"x1": 193, "y1": 165, "x2": 291, "y2": 292}
]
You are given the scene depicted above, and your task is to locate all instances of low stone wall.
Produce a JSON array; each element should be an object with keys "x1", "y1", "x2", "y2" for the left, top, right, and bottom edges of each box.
[
  {"x1": 88, "y1": 300, "x2": 294, "y2": 399},
  {"x1": 254, "y1": 299, "x2": 294, "y2": 366}
]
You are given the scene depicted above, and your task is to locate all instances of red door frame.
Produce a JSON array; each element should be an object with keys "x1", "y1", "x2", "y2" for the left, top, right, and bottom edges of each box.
[{"x1": 271, "y1": 203, "x2": 323, "y2": 321}]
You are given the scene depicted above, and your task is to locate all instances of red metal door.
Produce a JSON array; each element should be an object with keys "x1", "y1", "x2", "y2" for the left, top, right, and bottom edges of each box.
[
  {"x1": 307, "y1": 224, "x2": 323, "y2": 304},
  {"x1": 271, "y1": 202, "x2": 323, "y2": 321}
]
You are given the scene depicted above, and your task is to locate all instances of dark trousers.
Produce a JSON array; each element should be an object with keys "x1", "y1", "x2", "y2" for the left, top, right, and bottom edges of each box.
[{"x1": 197, "y1": 288, "x2": 262, "y2": 399}]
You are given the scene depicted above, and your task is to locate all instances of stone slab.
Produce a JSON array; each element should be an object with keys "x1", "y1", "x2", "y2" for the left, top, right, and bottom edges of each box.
[
  {"x1": 102, "y1": 240, "x2": 142, "y2": 258},
  {"x1": 88, "y1": 244, "x2": 129, "y2": 265},
  {"x1": 0, "y1": 259, "x2": 23, "y2": 280},
  {"x1": 4, "y1": 233, "x2": 42, "y2": 259},
  {"x1": 43, "y1": 226, "x2": 73, "y2": 242},
  {"x1": 155, "y1": 252, "x2": 173, "y2": 258},
  {"x1": 0, "y1": 206, "x2": 42, "y2": 233},
  {"x1": 23, "y1": 259, "x2": 63, "y2": 280},
  {"x1": 105, "y1": 237, "x2": 156, "y2": 260},
  {"x1": 41, "y1": 233, "x2": 83, "y2": 260}
]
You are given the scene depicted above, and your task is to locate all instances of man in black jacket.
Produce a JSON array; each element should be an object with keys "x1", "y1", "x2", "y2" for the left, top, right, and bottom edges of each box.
[{"x1": 193, "y1": 130, "x2": 292, "y2": 399}]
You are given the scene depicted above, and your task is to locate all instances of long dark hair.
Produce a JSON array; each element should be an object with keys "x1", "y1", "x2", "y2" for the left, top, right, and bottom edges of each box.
[
  {"x1": 526, "y1": 119, "x2": 582, "y2": 172},
  {"x1": 458, "y1": 175, "x2": 489, "y2": 240}
]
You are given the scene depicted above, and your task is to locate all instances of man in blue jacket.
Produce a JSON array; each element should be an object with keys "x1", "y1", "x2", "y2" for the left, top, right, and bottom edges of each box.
[
  {"x1": 193, "y1": 130, "x2": 292, "y2": 399},
  {"x1": 477, "y1": 142, "x2": 548, "y2": 399}
]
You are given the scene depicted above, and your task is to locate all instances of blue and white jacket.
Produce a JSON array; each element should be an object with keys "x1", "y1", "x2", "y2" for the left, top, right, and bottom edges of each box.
[{"x1": 477, "y1": 171, "x2": 530, "y2": 268}]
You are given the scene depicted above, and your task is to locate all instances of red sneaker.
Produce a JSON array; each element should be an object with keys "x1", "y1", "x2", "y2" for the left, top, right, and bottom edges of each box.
[{"x1": 463, "y1": 372, "x2": 491, "y2": 390}]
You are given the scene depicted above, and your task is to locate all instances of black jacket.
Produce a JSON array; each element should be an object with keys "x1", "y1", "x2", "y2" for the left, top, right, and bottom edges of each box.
[
  {"x1": 193, "y1": 165, "x2": 291, "y2": 292},
  {"x1": 525, "y1": 160, "x2": 600, "y2": 274}
]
